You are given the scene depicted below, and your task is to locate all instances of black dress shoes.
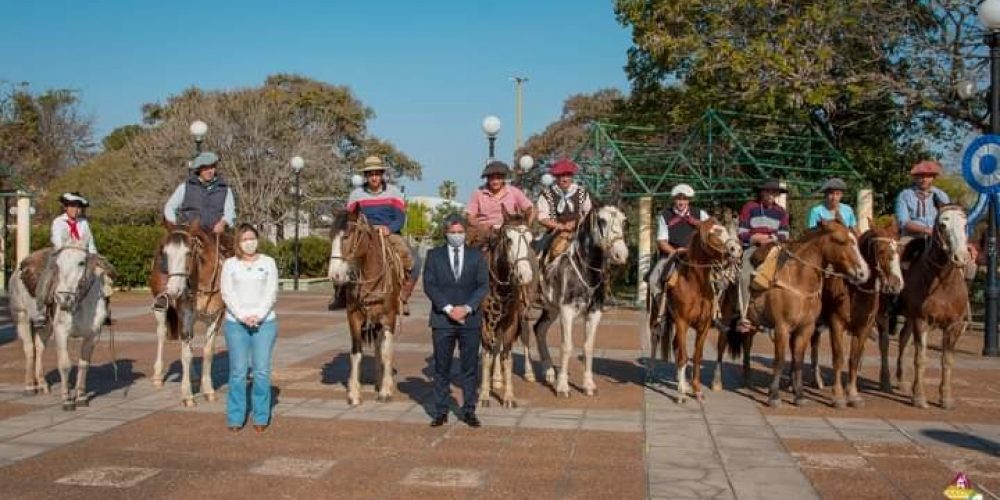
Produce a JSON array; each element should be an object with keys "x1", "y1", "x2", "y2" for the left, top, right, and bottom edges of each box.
[
  {"x1": 462, "y1": 412, "x2": 482, "y2": 428},
  {"x1": 430, "y1": 414, "x2": 448, "y2": 427}
]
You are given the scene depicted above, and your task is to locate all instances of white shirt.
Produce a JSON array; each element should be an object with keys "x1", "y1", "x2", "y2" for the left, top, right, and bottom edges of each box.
[
  {"x1": 221, "y1": 255, "x2": 279, "y2": 323},
  {"x1": 51, "y1": 214, "x2": 97, "y2": 253},
  {"x1": 536, "y1": 183, "x2": 593, "y2": 222},
  {"x1": 656, "y1": 208, "x2": 710, "y2": 242}
]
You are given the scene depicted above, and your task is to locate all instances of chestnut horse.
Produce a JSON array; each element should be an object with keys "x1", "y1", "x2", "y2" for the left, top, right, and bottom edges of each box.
[
  {"x1": 478, "y1": 208, "x2": 536, "y2": 408},
  {"x1": 150, "y1": 219, "x2": 227, "y2": 406},
  {"x1": 721, "y1": 220, "x2": 870, "y2": 407},
  {"x1": 813, "y1": 223, "x2": 903, "y2": 408},
  {"x1": 647, "y1": 218, "x2": 741, "y2": 402},
  {"x1": 328, "y1": 209, "x2": 405, "y2": 405},
  {"x1": 880, "y1": 205, "x2": 970, "y2": 409}
]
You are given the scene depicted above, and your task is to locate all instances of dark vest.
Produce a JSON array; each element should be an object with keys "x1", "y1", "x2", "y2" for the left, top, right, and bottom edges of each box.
[
  {"x1": 178, "y1": 175, "x2": 230, "y2": 229},
  {"x1": 662, "y1": 206, "x2": 703, "y2": 252},
  {"x1": 541, "y1": 186, "x2": 589, "y2": 223}
]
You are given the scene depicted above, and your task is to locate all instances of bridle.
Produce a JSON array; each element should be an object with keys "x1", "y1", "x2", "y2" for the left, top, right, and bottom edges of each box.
[
  {"x1": 53, "y1": 246, "x2": 98, "y2": 313},
  {"x1": 854, "y1": 235, "x2": 899, "y2": 294},
  {"x1": 489, "y1": 224, "x2": 535, "y2": 287},
  {"x1": 590, "y1": 209, "x2": 626, "y2": 254},
  {"x1": 162, "y1": 229, "x2": 222, "y2": 314}
]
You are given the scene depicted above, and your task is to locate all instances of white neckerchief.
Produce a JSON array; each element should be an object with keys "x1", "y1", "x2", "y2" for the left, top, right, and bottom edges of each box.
[{"x1": 555, "y1": 184, "x2": 578, "y2": 214}]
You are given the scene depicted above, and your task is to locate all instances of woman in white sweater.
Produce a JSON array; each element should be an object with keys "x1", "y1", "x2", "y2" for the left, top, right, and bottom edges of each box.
[{"x1": 221, "y1": 224, "x2": 279, "y2": 433}]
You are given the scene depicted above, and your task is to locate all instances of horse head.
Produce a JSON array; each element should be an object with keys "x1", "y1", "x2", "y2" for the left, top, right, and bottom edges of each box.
[
  {"x1": 860, "y1": 226, "x2": 904, "y2": 294},
  {"x1": 188, "y1": 222, "x2": 222, "y2": 308},
  {"x1": 500, "y1": 205, "x2": 534, "y2": 285},
  {"x1": 816, "y1": 219, "x2": 870, "y2": 285},
  {"x1": 934, "y1": 205, "x2": 970, "y2": 266},
  {"x1": 327, "y1": 207, "x2": 372, "y2": 285},
  {"x1": 162, "y1": 219, "x2": 199, "y2": 300},
  {"x1": 53, "y1": 239, "x2": 94, "y2": 312},
  {"x1": 694, "y1": 218, "x2": 742, "y2": 264},
  {"x1": 590, "y1": 205, "x2": 629, "y2": 265}
]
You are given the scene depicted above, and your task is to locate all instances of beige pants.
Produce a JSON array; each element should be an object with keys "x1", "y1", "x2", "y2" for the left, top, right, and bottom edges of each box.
[{"x1": 386, "y1": 234, "x2": 414, "y2": 273}]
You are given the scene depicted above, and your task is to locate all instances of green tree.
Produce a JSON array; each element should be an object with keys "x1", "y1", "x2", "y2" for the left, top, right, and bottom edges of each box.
[
  {"x1": 403, "y1": 202, "x2": 431, "y2": 238},
  {"x1": 437, "y1": 180, "x2": 457, "y2": 201}
]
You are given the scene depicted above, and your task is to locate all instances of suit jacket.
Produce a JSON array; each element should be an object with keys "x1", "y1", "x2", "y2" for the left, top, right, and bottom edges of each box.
[{"x1": 423, "y1": 244, "x2": 489, "y2": 330}]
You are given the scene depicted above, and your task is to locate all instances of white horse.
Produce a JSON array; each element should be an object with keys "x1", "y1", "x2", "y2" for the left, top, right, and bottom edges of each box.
[
  {"x1": 150, "y1": 223, "x2": 225, "y2": 407},
  {"x1": 48, "y1": 240, "x2": 110, "y2": 410},
  {"x1": 533, "y1": 205, "x2": 629, "y2": 397},
  {"x1": 9, "y1": 253, "x2": 53, "y2": 396}
]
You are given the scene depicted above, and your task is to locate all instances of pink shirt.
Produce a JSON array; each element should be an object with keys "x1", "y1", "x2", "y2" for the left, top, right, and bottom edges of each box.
[{"x1": 466, "y1": 185, "x2": 533, "y2": 228}]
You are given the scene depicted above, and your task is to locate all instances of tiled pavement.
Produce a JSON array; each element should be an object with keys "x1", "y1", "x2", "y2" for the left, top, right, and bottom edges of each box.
[{"x1": 0, "y1": 291, "x2": 997, "y2": 498}]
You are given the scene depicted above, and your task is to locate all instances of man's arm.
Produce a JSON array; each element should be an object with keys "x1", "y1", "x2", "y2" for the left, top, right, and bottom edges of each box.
[
  {"x1": 163, "y1": 184, "x2": 185, "y2": 224},
  {"x1": 222, "y1": 188, "x2": 236, "y2": 227},
  {"x1": 421, "y1": 251, "x2": 450, "y2": 312},
  {"x1": 656, "y1": 215, "x2": 673, "y2": 254}
]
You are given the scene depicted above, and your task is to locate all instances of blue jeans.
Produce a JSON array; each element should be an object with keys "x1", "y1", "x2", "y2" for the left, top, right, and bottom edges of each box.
[{"x1": 225, "y1": 319, "x2": 277, "y2": 426}]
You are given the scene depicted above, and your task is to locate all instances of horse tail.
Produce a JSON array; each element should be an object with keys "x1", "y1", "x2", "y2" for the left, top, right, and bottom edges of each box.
[
  {"x1": 724, "y1": 320, "x2": 743, "y2": 360},
  {"x1": 166, "y1": 307, "x2": 180, "y2": 341}
]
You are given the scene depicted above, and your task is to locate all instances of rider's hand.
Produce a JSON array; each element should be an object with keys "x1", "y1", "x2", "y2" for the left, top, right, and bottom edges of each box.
[
  {"x1": 377, "y1": 225, "x2": 390, "y2": 236},
  {"x1": 213, "y1": 220, "x2": 226, "y2": 234}
]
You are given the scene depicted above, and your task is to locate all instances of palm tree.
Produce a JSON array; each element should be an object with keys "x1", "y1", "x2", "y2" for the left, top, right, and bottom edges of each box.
[{"x1": 437, "y1": 180, "x2": 457, "y2": 201}]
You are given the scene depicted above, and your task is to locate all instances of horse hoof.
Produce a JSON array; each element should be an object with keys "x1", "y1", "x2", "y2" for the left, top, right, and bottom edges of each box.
[
  {"x1": 479, "y1": 399, "x2": 491, "y2": 408},
  {"x1": 848, "y1": 397, "x2": 865, "y2": 409},
  {"x1": 376, "y1": 394, "x2": 392, "y2": 403},
  {"x1": 695, "y1": 392, "x2": 705, "y2": 402},
  {"x1": 524, "y1": 373, "x2": 536, "y2": 383},
  {"x1": 584, "y1": 388, "x2": 597, "y2": 397},
  {"x1": 152, "y1": 380, "x2": 164, "y2": 389},
  {"x1": 39, "y1": 385, "x2": 50, "y2": 395},
  {"x1": 348, "y1": 398, "x2": 361, "y2": 407},
  {"x1": 912, "y1": 397, "x2": 928, "y2": 409},
  {"x1": 941, "y1": 399, "x2": 956, "y2": 410},
  {"x1": 205, "y1": 393, "x2": 218, "y2": 403},
  {"x1": 833, "y1": 398, "x2": 847, "y2": 410},
  {"x1": 22, "y1": 389, "x2": 35, "y2": 397},
  {"x1": 768, "y1": 398, "x2": 782, "y2": 409},
  {"x1": 794, "y1": 397, "x2": 809, "y2": 407},
  {"x1": 545, "y1": 370, "x2": 556, "y2": 385},
  {"x1": 502, "y1": 400, "x2": 517, "y2": 409},
  {"x1": 76, "y1": 398, "x2": 89, "y2": 408},
  {"x1": 556, "y1": 390, "x2": 571, "y2": 398},
  {"x1": 677, "y1": 395, "x2": 687, "y2": 404},
  {"x1": 62, "y1": 401, "x2": 76, "y2": 411},
  {"x1": 182, "y1": 399, "x2": 196, "y2": 408},
  {"x1": 492, "y1": 382, "x2": 504, "y2": 392},
  {"x1": 711, "y1": 382, "x2": 723, "y2": 392},
  {"x1": 879, "y1": 381, "x2": 892, "y2": 394}
]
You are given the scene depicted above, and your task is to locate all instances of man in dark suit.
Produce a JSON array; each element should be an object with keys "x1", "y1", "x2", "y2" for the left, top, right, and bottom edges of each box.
[{"x1": 423, "y1": 214, "x2": 489, "y2": 427}]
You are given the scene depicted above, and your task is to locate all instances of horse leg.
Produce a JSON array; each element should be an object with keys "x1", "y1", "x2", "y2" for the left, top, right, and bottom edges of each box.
[
  {"x1": 555, "y1": 305, "x2": 575, "y2": 397},
  {"x1": 674, "y1": 319, "x2": 690, "y2": 403},
  {"x1": 742, "y1": 333, "x2": 754, "y2": 389},
  {"x1": 17, "y1": 312, "x2": 35, "y2": 394},
  {"x1": 54, "y1": 323, "x2": 74, "y2": 411},
  {"x1": 811, "y1": 327, "x2": 825, "y2": 390},
  {"x1": 940, "y1": 323, "x2": 962, "y2": 410},
  {"x1": 348, "y1": 340, "x2": 363, "y2": 406},
  {"x1": 769, "y1": 326, "x2": 789, "y2": 408},
  {"x1": 878, "y1": 319, "x2": 892, "y2": 393},
  {"x1": 152, "y1": 309, "x2": 168, "y2": 388},
  {"x1": 692, "y1": 324, "x2": 710, "y2": 401},
  {"x1": 376, "y1": 327, "x2": 395, "y2": 402},
  {"x1": 711, "y1": 326, "x2": 725, "y2": 392},
  {"x1": 582, "y1": 309, "x2": 602, "y2": 396},
  {"x1": 646, "y1": 310, "x2": 659, "y2": 383},
  {"x1": 502, "y1": 351, "x2": 517, "y2": 408},
  {"x1": 33, "y1": 328, "x2": 49, "y2": 394},
  {"x1": 829, "y1": 318, "x2": 847, "y2": 409},
  {"x1": 201, "y1": 314, "x2": 222, "y2": 402},
  {"x1": 534, "y1": 309, "x2": 557, "y2": 385},
  {"x1": 847, "y1": 329, "x2": 868, "y2": 408},
  {"x1": 491, "y1": 350, "x2": 504, "y2": 391},
  {"x1": 910, "y1": 319, "x2": 928, "y2": 409},
  {"x1": 791, "y1": 327, "x2": 813, "y2": 407},
  {"x1": 479, "y1": 349, "x2": 494, "y2": 407},
  {"x1": 520, "y1": 318, "x2": 537, "y2": 382},
  {"x1": 179, "y1": 337, "x2": 195, "y2": 406},
  {"x1": 896, "y1": 320, "x2": 912, "y2": 390},
  {"x1": 75, "y1": 335, "x2": 97, "y2": 407}
]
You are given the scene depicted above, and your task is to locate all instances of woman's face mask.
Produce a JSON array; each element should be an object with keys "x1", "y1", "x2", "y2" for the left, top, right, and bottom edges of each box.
[
  {"x1": 446, "y1": 232, "x2": 466, "y2": 248},
  {"x1": 241, "y1": 238, "x2": 259, "y2": 255}
]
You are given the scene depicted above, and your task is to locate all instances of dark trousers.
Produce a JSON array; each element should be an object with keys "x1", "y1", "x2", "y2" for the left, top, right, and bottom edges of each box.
[{"x1": 431, "y1": 326, "x2": 481, "y2": 417}]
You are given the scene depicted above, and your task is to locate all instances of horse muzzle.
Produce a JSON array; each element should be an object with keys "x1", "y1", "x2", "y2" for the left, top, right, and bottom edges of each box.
[
  {"x1": 514, "y1": 262, "x2": 534, "y2": 285},
  {"x1": 54, "y1": 291, "x2": 77, "y2": 311},
  {"x1": 882, "y1": 277, "x2": 903, "y2": 295},
  {"x1": 847, "y1": 263, "x2": 871, "y2": 286},
  {"x1": 609, "y1": 241, "x2": 629, "y2": 265},
  {"x1": 328, "y1": 260, "x2": 352, "y2": 285}
]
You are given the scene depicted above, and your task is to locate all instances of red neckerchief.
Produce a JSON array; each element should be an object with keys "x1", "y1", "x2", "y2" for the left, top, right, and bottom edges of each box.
[{"x1": 66, "y1": 217, "x2": 81, "y2": 240}]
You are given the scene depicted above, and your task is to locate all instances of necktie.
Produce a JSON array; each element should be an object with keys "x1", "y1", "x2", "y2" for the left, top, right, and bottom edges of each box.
[
  {"x1": 66, "y1": 219, "x2": 81, "y2": 240},
  {"x1": 452, "y1": 247, "x2": 461, "y2": 280}
]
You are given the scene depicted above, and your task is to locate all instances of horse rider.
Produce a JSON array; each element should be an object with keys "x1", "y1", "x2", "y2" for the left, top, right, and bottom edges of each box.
[
  {"x1": 27, "y1": 192, "x2": 114, "y2": 331},
  {"x1": 647, "y1": 183, "x2": 709, "y2": 323},
  {"x1": 163, "y1": 151, "x2": 236, "y2": 246},
  {"x1": 807, "y1": 177, "x2": 857, "y2": 231},
  {"x1": 338, "y1": 155, "x2": 419, "y2": 314},
  {"x1": 465, "y1": 160, "x2": 535, "y2": 248},
  {"x1": 894, "y1": 159, "x2": 977, "y2": 272},
  {"x1": 736, "y1": 178, "x2": 790, "y2": 332},
  {"x1": 535, "y1": 158, "x2": 594, "y2": 261}
]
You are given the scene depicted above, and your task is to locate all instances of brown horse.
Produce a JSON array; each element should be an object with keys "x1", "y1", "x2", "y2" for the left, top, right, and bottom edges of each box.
[
  {"x1": 328, "y1": 209, "x2": 405, "y2": 406},
  {"x1": 150, "y1": 219, "x2": 227, "y2": 406},
  {"x1": 478, "y1": 208, "x2": 536, "y2": 408},
  {"x1": 880, "y1": 205, "x2": 970, "y2": 409},
  {"x1": 647, "y1": 218, "x2": 741, "y2": 402},
  {"x1": 722, "y1": 219, "x2": 870, "y2": 407},
  {"x1": 813, "y1": 223, "x2": 903, "y2": 408}
]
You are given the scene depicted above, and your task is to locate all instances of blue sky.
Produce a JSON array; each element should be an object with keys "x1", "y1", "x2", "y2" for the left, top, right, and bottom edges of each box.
[{"x1": 4, "y1": 0, "x2": 632, "y2": 198}]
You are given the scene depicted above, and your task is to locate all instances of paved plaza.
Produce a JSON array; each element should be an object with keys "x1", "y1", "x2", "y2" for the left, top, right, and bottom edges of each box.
[{"x1": 0, "y1": 289, "x2": 996, "y2": 498}]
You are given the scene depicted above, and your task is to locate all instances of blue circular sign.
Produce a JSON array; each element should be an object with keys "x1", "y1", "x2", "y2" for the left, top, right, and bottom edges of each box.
[{"x1": 962, "y1": 134, "x2": 1000, "y2": 194}]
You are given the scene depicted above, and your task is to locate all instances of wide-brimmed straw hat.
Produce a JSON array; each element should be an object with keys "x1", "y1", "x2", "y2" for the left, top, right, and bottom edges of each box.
[{"x1": 359, "y1": 156, "x2": 387, "y2": 173}]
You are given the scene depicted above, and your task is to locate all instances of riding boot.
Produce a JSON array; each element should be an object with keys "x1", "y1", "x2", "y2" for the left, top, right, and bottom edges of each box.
[
  {"x1": 400, "y1": 276, "x2": 416, "y2": 316},
  {"x1": 653, "y1": 291, "x2": 669, "y2": 328},
  {"x1": 104, "y1": 297, "x2": 113, "y2": 326},
  {"x1": 327, "y1": 285, "x2": 347, "y2": 311}
]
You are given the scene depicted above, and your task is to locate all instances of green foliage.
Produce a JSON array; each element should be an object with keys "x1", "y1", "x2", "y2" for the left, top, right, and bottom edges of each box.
[
  {"x1": 403, "y1": 202, "x2": 432, "y2": 239},
  {"x1": 101, "y1": 124, "x2": 144, "y2": 152},
  {"x1": 437, "y1": 180, "x2": 457, "y2": 201},
  {"x1": 429, "y1": 204, "x2": 463, "y2": 246},
  {"x1": 42, "y1": 151, "x2": 157, "y2": 223},
  {"x1": 269, "y1": 236, "x2": 331, "y2": 279}
]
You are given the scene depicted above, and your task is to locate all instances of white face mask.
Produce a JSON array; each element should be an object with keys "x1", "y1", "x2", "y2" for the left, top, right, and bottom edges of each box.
[
  {"x1": 240, "y1": 239, "x2": 259, "y2": 255},
  {"x1": 446, "y1": 233, "x2": 466, "y2": 248}
]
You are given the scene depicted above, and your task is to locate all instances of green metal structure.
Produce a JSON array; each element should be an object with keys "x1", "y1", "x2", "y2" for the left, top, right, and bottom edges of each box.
[{"x1": 572, "y1": 108, "x2": 863, "y2": 201}]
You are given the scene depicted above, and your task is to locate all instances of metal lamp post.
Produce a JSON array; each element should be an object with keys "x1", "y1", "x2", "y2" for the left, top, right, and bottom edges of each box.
[
  {"x1": 189, "y1": 120, "x2": 208, "y2": 154},
  {"x1": 290, "y1": 156, "x2": 305, "y2": 291},
  {"x1": 980, "y1": 0, "x2": 1000, "y2": 356},
  {"x1": 515, "y1": 154, "x2": 534, "y2": 188},
  {"x1": 482, "y1": 115, "x2": 501, "y2": 159}
]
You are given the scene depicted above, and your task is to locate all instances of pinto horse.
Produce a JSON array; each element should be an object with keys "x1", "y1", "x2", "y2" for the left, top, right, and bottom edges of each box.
[
  {"x1": 150, "y1": 220, "x2": 227, "y2": 406},
  {"x1": 813, "y1": 223, "x2": 903, "y2": 408},
  {"x1": 647, "y1": 218, "x2": 741, "y2": 402},
  {"x1": 534, "y1": 205, "x2": 629, "y2": 397},
  {"x1": 478, "y1": 208, "x2": 536, "y2": 408},
  {"x1": 722, "y1": 220, "x2": 870, "y2": 407},
  {"x1": 880, "y1": 205, "x2": 970, "y2": 409},
  {"x1": 328, "y1": 209, "x2": 406, "y2": 406}
]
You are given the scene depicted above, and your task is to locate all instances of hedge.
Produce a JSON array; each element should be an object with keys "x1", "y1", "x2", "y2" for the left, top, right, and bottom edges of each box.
[{"x1": 12, "y1": 225, "x2": 332, "y2": 288}]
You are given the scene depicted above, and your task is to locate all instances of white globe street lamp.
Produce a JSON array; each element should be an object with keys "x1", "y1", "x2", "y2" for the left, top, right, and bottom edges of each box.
[
  {"x1": 189, "y1": 120, "x2": 208, "y2": 153},
  {"x1": 482, "y1": 115, "x2": 501, "y2": 159},
  {"x1": 518, "y1": 154, "x2": 534, "y2": 171},
  {"x1": 290, "y1": 155, "x2": 306, "y2": 291},
  {"x1": 981, "y1": 0, "x2": 1000, "y2": 30}
]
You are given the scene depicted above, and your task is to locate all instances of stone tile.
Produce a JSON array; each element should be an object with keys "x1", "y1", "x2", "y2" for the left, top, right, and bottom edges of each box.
[
  {"x1": 765, "y1": 415, "x2": 832, "y2": 429},
  {"x1": 889, "y1": 420, "x2": 985, "y2": 449},
  {"x1": 9, "y1": 430, "x2": 92, "y2": 446},
  {"x1": 792, "y1": 452, "x2": 871, "y2": 470},
  {"x1": 249, "y1": 456, "x2": 337, "y2": 479},
  {"x1": 525, "y1": 408, "x2": 584, "y2": 420},
  {"x1": 709, "y1": 423, "x2": 774, "y2": 439},
  {"x1": 646, "y1": 429, "x2": 715, "y2": 450},
  {"x1": 585, "y1": 408, "x2": 641, "y2": 421},
  {"x1": 648, "y1": 465, "x2": 731, "y2": 499},
  {"x1": 726, "y1": 466, "x2": 819, "y2": 499},
  {"x1": 0, "y1": 443, "x2": 47, "y2": 461},
  {"x1": 55, "y1": 466, "x2": 161, "y2": 488},
  {"x1": 281, "y1": 406, "x2": 343, "y2": 420},
  {"x1": 519, "y1": 416, "x2": 580, "y2": 430},
  {"x1": 580, "y1": 418, "x2": 641, "y2": 433},
  {"x1": 704, "y1": 412, "x2": 767, "y2": 426},
  {"x1": 826, "y1": 417, "x2": 893, "y2": 431},
  {"x1": 715, "y1": 436, "x2": 783, "y2": 452},
  {"x1": 338, "y1": 410, "x2": 400, "y2": 422},
  {"x1": 401, "y1": 466, "x2": 484, "y2": 488},
  {"x1": 839, "y1": 429, "x2": 910, "y2": 443},
  {"x1": 84, "y1": 408, "x2": 155, "y2": 421},
  {"x1": 0, "y1": 426, "x2": 30, "y2": 440},
  {"x1": 720, "y1": 448, "x2": 796, "y2": 468},
  {"x1": 478, "y1": 415, "x2": 521, "y2": 428},
  {"x1": 773, "y1": 426, "x2": 844, "y2": 441},
  {"x1": 49, "y1": 417, "x2": 125, "y2": 433}
]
